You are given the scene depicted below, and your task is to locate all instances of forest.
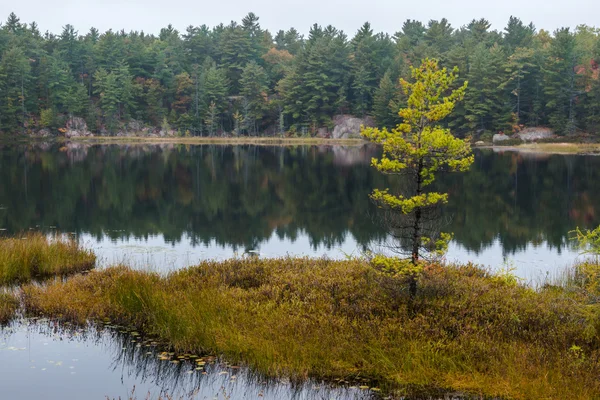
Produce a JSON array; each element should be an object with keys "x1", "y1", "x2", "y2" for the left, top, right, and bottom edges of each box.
[{"x1": 0, "y1": 12, "x2": 599, "y2": 138}]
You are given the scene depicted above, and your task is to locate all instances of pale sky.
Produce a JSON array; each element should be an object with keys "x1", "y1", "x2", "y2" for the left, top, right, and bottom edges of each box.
[{"x1": 0, "y1": 0, "x2": 598, "y2": 37}]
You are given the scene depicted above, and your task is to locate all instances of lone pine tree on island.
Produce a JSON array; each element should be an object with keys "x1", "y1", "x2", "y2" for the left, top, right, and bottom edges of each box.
[{"x1": 362, "y1": 58, "x2": 474, "y2": 297}]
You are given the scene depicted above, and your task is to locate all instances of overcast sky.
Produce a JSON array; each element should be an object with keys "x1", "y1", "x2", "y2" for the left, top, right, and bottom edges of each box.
[{"x1": 1, "y1": 0, "x2": 598, "y2": 37}]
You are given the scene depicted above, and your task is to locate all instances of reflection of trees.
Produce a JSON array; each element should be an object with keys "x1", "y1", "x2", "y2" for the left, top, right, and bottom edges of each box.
[
  {"x1": 0, "y1": 144, "x2": 387, "y2": 251},
  {"x1": 20, "y1": 321, "x2": 367, "y2": 400},
  {"x1": 437, "y1": 150, "x2": 600, "y2": 255},
  {"x1": 2, "y1": 145, "x2": 600, "y2": 256}
]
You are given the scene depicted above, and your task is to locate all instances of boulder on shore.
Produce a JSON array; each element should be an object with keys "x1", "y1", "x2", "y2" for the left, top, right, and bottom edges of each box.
[
  {"x1": 515, "y1": 127, "x2": 555, "y2": 142},
  {"x1": 492, "y1": 133, "x2": 511, "y2": 143},
  {"x1": 64, "y1": 117, "x2": 93, "y2": 138},
  {"x1": 331, "y1": 115, "x2": 374, "y2": 139}
]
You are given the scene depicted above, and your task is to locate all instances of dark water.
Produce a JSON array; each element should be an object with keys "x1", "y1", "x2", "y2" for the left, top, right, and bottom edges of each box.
[
  {"x1": 2, "y1": 142, "x2": 599, "y2": 399},
  {"x1": 1, "y1": 142, "x2": 600, "y2": 279}
]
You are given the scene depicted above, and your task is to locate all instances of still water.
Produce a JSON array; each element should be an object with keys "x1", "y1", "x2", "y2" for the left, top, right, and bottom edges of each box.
[
  {"x1": 2, "y1": 142, "x2": 599, "y2": 399},
  {"x1": 1, "y1": 142, "x2": 597, "y2": 279},
  {"x1": 0, "y1": 318, "x2": 374, "y2": 400}
]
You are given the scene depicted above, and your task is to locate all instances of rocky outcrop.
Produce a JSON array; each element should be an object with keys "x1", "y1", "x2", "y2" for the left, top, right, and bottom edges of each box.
[
  {"x1": 515, "y1": 127, "x2": 555, "y2": 142},
  {"x1": 331, "y1": 115, "x2": 374, "y2": 139},
  {"x1": 64, "y1": 117, "x2": 93, "y2": 138},
  {"x1": 33, "y1": 129, "x2": 52, "y2": 138},
  {"x1": 492, "y1": 133, "x2": 511, "y2": 143}
]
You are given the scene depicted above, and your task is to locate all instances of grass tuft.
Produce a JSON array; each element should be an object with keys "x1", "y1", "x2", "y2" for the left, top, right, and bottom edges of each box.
[
  {"x1": 0, "y1": 233, "x2": 96, "y2": 285},
  {"x1": 21, "y1": 257, "x2": 600, "y2": 399},
  {"x1": 0, "y1": 292, "x2": 19, "y2": 324}
]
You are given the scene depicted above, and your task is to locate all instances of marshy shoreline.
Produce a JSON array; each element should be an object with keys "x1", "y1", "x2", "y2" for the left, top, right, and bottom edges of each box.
[{"x1": 2, "y1": 235, "x2": 600, "y2": 399}]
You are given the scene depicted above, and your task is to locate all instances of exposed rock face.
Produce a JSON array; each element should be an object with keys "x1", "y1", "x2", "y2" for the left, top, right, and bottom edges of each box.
[
  {"x1": 316, "y1": 127, "x2": 330, "y2": 138},
  {"x1": 64, "y1": 117, "x2": 93, "y2": 138},
  {"x1": 492, "y1": 133, "x2": 511, "y2": 143},
  {"x1": 158, "y1": 129, "x2": 176, "y2": 137},
  {"x1": 331, "y1": 115, "x2": 374, "y2": 139},
  {"x1": 35, "y1": 129, "x2": 51, "y2": 137},
  {"x1": 516, "y1": 127, "x2": 555, "y2": 142}
]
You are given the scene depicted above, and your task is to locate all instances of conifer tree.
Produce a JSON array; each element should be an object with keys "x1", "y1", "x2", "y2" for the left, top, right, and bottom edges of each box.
[{"x1": 362, "y1": 59, "x2": 473, "y2": 297}]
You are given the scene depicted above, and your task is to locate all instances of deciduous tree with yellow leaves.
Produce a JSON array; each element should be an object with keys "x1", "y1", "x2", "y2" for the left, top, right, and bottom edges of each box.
[{"x1": 362, "y1": 58, "x2": 473, "y2": 297}]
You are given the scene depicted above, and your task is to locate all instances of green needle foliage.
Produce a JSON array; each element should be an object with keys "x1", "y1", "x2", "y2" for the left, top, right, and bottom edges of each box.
[{"x1": 362, "y1": 59, "x2": 473, "y2": 297}]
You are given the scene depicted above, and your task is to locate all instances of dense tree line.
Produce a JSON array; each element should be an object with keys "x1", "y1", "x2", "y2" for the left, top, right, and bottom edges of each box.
[{"x1": 0, "y1": 12, "x2": 599, "y2": 137}]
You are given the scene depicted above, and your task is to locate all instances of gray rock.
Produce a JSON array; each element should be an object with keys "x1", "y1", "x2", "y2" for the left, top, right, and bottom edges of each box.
[
  {"x1": 331, "y1": 115, "x2": 374, "y2": 139},
  {"x1": 65, "y1": 117, "x2": 93, "y2": 137},
  {"x1": 492, "y1": 134, "x2": 511, "y2": 143},
  {"x1": 316, "y1": 127, "x2": 330, "y2": 138},
  {"x1": 474, "y1": 141, "x2": 485, "y2": 146},
  {"x1": 516, "y1": 128, "x2": 555, "y2": 142}
]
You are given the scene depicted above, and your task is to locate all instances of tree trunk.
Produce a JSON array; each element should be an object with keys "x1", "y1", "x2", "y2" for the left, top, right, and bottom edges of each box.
[{"x1": 409, "y1": 159, "x2": 424, "y2": 299}]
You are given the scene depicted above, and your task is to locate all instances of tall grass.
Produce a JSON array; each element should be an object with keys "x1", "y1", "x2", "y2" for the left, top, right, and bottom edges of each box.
[
  {"x1": 0, "y1": 233, "x2": 96, "y2": 285},
  {"x1": 0, "y1": 292, "x2": 18, "y2": 324},
  {"x1": 22, "y1": 257, "x2": 600, "y2": 399}
]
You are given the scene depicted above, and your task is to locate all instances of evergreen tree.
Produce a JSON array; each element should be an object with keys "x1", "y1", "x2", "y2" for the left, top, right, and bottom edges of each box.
[
  {"x1": 544, "y1": 28, "x2": 581, "y2": 134},
  {"x1": 463, "y1": 43, "x2": 510, "y2": 134},
  {"x1": 239, "y1": 61, "x2": 269, "y2": 134},
  {"x1": 372, "y1": 70, "x2": 401, "y2": 128},
  {"x1": 0, "y1": 46, "x2": 30, "y2": 133}
]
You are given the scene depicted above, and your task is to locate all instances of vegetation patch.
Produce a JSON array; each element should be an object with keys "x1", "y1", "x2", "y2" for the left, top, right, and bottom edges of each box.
[
  {"x1": 0, "y1": 233, "x2": 96, "y2": 285},
  {"x1": 502, "y1": 142, "x2": 600, "y2": 154},
  {"x1": 21, "y1": 257, "x2": 600, "y2": 399},
  {"x1": 0, "y1": 292, "x2": 18, "y2": 324}
]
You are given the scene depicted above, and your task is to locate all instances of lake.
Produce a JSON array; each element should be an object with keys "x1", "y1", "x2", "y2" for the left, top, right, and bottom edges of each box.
[
  {"x1": 1, "y1": 142, "x2": 597, "y2": 279},
  {"x1": 1, "y1": 142, "x2": 600, "y2": 399}
]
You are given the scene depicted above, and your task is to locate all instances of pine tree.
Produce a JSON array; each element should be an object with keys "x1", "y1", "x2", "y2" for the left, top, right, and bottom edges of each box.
[
  {"x1": 544, "y1": 28, "x2": 581, "y2": 135},
  {"x1": 0, "y1": 46, "x2": 30, "y2": 133},
  {"x1": 372, "y1": 70, "x2": 401, "y2": 128},
  {"x1": 463, "y1": 43, "x2": 510, "y2": 134},
  {"x1": 350, "y1": 23, "x2": 378, "y2": 116},
  {"x1": 239, "y1": 61, "x2": 268, "y2": 134},
  {"x1": 362, "y1": 59, "x2": 473, "y2": 297}
]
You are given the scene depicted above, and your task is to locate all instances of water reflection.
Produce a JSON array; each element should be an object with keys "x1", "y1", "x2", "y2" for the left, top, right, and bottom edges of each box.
[
  {"x1": 1, "y1": 143, "x2": 600, "y2": 277},
  {"x1": 0, "y1": 319, "x2": 377, "y2": 400}
]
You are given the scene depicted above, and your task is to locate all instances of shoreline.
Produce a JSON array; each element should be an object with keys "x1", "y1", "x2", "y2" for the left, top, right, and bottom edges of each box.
[
  {"x1": 6, "y1": 135, "x2": 600, "y2": 154},
  {"x1": 61, "y1": 136, "x2": 368, "y2": 146},
  {"x1": 483, "y1": 142, "x2": 600, "y2": 155}
]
